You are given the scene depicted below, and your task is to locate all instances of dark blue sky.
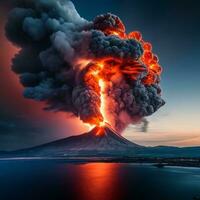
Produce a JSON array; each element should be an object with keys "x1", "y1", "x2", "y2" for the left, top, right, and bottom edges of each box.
[{"x1": 0, "y1": 0, "x2": 200, "y2": 149}]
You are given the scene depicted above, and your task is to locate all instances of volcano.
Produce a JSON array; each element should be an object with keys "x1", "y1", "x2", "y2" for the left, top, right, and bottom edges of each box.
[
  {"x1": 2, "y1": 125, "x2": 200, "y2": 159},
  {"x1": 10, "y1": 125, "x2": 142, "y2": 157}
]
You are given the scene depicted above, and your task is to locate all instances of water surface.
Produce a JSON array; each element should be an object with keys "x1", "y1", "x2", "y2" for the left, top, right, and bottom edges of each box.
[{"x1": 0, "y1": 160, "x2": 199, "y2": 200}]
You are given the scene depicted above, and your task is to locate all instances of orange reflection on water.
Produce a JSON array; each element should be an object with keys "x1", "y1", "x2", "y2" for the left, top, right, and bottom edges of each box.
[{"x1": 75, "y1": 163, "x2": 123, "y2": 200}]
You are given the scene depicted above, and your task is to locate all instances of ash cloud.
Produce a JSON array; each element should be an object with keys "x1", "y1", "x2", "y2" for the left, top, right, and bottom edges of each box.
[
  {"x1": 90, "y1": 31, "x2": 143, "y2": 60},
  {"x1": 6, "y1": 0, "x2": 165, "y2": 132}
]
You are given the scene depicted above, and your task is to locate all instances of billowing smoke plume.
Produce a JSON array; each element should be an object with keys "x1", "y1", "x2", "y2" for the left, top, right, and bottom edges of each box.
[
  {"x1": 6, "y1": 0, "x2": 165, "y2": 132},
  {"x1": 140, "y1": 119, "x2": 149, "y2": 133}
]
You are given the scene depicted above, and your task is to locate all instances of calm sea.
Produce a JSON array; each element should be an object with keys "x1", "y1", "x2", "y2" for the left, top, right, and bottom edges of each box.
[{"x1": 0, "y1": 160, "x2": 199, "y2": 200}]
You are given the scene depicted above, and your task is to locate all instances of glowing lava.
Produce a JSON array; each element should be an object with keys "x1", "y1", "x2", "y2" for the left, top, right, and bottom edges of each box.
[
  {"x1": 92, "y1": 62, "x2": 109, "y2": 132},
  {"x1": 99, "y1": 79, "x2": 107, "y2": 126},
  {"x1": 80, "y1": 60, "x2": 110, "y2": 135},
  {"x1": 95, "y1": 126, "x2": 104, "y2": 136}
]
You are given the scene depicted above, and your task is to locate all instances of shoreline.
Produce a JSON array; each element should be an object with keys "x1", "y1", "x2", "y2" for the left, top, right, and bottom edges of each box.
[{"x1": 0, "y1": 157, "x2": 199, "y2": 168}]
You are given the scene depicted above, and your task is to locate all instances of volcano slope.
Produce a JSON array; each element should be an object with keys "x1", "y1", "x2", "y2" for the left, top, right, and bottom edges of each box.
[
  {"x1": 8, "y1": 126, "x2": 142, "y2": 157},
  {"x1": 2, "y1": 125, "x2": 200, "y2": 159}
]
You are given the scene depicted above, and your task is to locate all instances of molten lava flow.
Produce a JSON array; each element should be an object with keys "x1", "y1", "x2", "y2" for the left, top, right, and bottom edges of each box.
[
  {"x1": 95, "y1": 126, "x2": 104, "y2": 136},
  {"x1": 99, "y1": 79, "x2": 106, "y2": 126},
  {"x1": 80, "y1": 60, "x2": 112, "y2": 136},
  {"x1": 81, "y1": 61, "x2": 109, "y2": 129},
  {"x1": 91, "y1": 63, "x2": 109, "y2": 132}
]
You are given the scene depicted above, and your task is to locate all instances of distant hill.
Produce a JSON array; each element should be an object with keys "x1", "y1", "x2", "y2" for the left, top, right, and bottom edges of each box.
[{"x1": 134, "y1": 146, "x2": 200, "y2": 158}]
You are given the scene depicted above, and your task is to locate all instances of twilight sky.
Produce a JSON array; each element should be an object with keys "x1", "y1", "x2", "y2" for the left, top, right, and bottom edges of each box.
[{"x1": 0, "y1": 0, "x2": 200, "y2": 150}]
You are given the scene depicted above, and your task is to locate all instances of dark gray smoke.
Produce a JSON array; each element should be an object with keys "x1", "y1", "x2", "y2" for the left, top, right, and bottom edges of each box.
[
  {"x1": 6, "y1": 0, "x2": 165, "y2": 132},
  {"x1": 90, "y1": 31, "x2": 143, "y2": 59},
  {"x1": 138, "y1": 118, "x2": 149, "y2": 133}
]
